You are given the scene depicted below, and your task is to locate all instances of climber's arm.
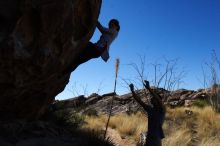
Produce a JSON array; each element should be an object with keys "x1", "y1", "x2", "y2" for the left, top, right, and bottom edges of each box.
[
  {"x1": 129, "y1": 84, "x2": 152, "y2": 112},
  {"x1": 143, "y1": 80, "x2": 163, "y2": 107},
  {"x1": 97, "y1": 21, "x2": 114, "y2": 35}
]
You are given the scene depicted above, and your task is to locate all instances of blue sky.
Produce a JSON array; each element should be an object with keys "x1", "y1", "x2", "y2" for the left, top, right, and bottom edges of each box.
[{"x1": 56, "y1": 0, "x2": 220, "y2": 100}]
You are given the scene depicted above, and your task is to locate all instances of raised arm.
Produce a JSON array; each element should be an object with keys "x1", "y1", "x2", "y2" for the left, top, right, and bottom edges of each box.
[
  {"x1": 97, "y1": 21, "x2": 114, "y2": 35},
  {"x1": 129, "y1": 84, "x2": 152, "y2": 112},
  {"x1": 143, "y1": 80, "x2": 163, "y2": 107}
]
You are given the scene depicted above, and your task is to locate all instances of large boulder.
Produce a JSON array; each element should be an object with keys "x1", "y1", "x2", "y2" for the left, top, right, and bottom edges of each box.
[{"x1": 0, "y1": 0, "x2": 102, "y2": 119}]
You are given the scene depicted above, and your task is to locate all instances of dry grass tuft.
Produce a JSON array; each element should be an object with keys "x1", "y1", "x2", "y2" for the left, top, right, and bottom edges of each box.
[
  {"x1": 163, "y1": 129, "x2": 191, "y2": 146},
  {"x1": 81, "y1": 106, "x2": 220, "y2": 146},
  {"x1": 109, "y1": 112, "x2": 147, "y2": 141},
  {"x1": 82, "y1": 112, "x2": 147, "y2": 141},
  {"x1": 82, "y1": 115, "x2": 107, "y2": 131}
]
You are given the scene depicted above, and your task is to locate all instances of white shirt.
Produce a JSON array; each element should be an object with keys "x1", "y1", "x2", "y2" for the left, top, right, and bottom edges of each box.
[{"x1": 96, "y1": 24, "x2": 118, "y2": 62}]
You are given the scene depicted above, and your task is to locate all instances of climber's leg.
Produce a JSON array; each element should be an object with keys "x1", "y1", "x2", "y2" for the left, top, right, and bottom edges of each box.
[
  {"x1": 63, "y1": 42, "x2": 105, "y2": 74},
  {"x1": 78, "y1": 42, "x2": 105, "y2": 65}
]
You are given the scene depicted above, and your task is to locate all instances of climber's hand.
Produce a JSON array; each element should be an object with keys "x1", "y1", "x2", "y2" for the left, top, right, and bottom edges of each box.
[
  {"x1": 144, "y1": 80, "x2": 150, "y2": 89},
  {"x1": 129, "y1": 84, "x2": 134, "y2": 92}
]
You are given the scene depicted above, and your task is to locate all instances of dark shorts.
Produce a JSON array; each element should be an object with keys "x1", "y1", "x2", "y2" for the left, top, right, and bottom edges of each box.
[
  {"x1": 145, "y1": 136, "x2": 162, "y2": 146},
  {"x1": 76, "y1": 42, "x2": 106, "y2": 65},
  {"x1": 86, "y1": 42, "x2": 106, "y2": 58}
]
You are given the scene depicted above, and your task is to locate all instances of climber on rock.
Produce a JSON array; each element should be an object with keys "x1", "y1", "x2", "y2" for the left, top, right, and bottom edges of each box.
[
  {"x1": 78, "y1": 19, "x2": 120, "y2": 64},
  {"x1": 129, "y1": 80, "x2": 166, "y2": 146}
]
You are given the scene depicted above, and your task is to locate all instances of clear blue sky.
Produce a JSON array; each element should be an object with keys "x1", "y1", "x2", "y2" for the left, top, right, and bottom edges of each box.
[{"x1": 56, "y1": 0, "x2": 220, "y2": 100}]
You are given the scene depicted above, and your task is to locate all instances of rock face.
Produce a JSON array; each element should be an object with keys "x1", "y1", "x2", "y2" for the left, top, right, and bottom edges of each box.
[{"x1": 0, "y1": 0, "x2": 102, "y2": 119}]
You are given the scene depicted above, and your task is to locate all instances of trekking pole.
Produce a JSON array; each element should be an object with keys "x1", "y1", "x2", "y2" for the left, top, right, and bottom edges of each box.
[{"x1": 104, "y1": 58, "x2": 120, "y2": 139}]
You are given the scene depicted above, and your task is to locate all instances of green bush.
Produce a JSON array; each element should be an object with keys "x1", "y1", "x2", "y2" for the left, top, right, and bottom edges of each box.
[
  {"x1": 68, "y1": 110, "x2": 85, "y2": 125},
  {"x1": 83, "y1": 108, "x2": 98, "y2": 116},
  {"x1": 193, "y1": 99, "x2": 210, "y2": 108},
  {"x1": 75, "y1": 130, "x2": 116, "y2": 146},
  {"x1": 51, "y1": 109, "x2": 115, "y2": 146},
  {"x1": 52, "y1": 109, "x2": 85, "y2": 127},
  {"x1": 52, "y1": 101, "x2": 66, "y2": 110}
]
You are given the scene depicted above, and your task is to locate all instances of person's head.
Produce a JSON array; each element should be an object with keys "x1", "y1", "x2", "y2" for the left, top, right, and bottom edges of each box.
[
  {"x1": 109, "y1": 19, "x2": 120, "y2": 31},
  {"x1": 150, "y1": 90, "x2": 163, "y2": 106},
  {"x1": 151, "y1": 97, "x2": 159, "y2": 107},
  {"x1": 150, "y1": 93, "x2": 165, "y2": 113}
]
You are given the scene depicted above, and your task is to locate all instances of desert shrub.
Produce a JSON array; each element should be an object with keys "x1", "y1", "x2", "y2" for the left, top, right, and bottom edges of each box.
[
  {"x1": 68, "y1": 110, "x2": 85, "y2": 125},
  {"x1": 126, "y1": 107, "x2": 140, "y2": 115},
  {"x1": 52, "y1": 101, "x2": 66, "y2": 110},
  {"x1": 77, "y1": 130, "x2": 115, "y2": 146},
  {"x1": 52, "y1": 109, "x2": 70, "y2": 125},
  {"x1": 52, "y1": 109, "x2": 85, "y2": 127},
  {"x1": 209, "y1": 85, "x2": 220, "y2": 112},
  {"x1": 83, "y1": 108, "x2": 98, "y2": 116},
  {"x1": 193, "y1": 99, "x2": 210, "y2": 108}
]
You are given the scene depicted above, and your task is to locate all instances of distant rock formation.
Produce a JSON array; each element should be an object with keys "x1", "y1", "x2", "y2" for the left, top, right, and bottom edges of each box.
[
  {"x1": 55, "y1": 87, "x2": 216, "y2": 115},
  {"x1": 0, "y1": 0, "x2": 102, "y2": 119}
]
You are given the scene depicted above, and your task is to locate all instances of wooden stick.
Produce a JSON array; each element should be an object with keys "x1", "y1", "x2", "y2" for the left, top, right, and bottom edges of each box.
[{"x1": 104, "y1": 58, "x2": 120, "y2": 139}]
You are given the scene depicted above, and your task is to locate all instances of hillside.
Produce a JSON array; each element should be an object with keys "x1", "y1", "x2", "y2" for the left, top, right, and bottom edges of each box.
[{"x1": 54, "y1": 87, "x2": 213, "y2": 115}]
